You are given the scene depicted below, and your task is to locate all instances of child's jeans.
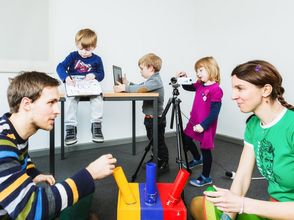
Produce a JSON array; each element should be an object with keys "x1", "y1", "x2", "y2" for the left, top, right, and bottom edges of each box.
[{"x1": 65, "y1": 95, "x2": 103, "y2": 126}]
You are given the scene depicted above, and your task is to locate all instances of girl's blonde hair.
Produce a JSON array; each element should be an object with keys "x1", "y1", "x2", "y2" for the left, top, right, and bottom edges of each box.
[{"x1": 194, "y1": 56, "x2": 221, "y2": 83}]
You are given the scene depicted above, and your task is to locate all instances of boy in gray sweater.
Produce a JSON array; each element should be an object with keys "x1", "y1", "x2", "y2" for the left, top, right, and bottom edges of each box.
[{"x1": 114, "y1": 53, "x2": 169, "y2": 174}]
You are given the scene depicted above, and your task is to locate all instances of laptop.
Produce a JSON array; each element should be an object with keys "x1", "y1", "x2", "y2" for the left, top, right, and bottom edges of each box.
[{"x1": 112, "y1": 65, "x2": 123, "y2": 85}]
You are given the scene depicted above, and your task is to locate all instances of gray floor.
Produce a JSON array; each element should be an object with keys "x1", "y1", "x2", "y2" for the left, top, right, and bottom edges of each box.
[{"x1": 33, "y1": 136, "x2": 268, "y2": 220}]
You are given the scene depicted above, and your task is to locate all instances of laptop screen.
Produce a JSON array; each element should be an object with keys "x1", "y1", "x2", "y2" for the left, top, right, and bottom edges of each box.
[{"x1": 112, "y1": 65, "x2": 123, "y2": 85}]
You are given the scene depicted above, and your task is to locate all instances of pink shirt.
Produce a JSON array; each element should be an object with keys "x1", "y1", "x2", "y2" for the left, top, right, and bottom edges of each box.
[{"x1": 184, "y1": 81, "x2": 223, "y2": 149}]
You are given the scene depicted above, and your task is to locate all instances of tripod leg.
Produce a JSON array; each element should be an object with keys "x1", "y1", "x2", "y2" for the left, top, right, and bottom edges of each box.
[
  {"x1": 178, "y1": 106, "x2": 192, "y2": 174},
  {"x1": 170, "y1": 101, "x2": 176, "y2": 129},
  {"x1": 173, "y1": 98, "x2": 194, "y2": 205},
  {"x1": 174, "y1": 102, "x2": 184, "y2": 169},
  {"x1": 161, "y1": 97, "x2": 173, "y2": 117},
  {"x1": 131, "y1": 140, "x2": 153, "y2": 182}
]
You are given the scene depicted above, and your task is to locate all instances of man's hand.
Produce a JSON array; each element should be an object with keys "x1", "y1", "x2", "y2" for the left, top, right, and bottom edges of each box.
[
  {"x1": 86, "y1": 154, "x2": 117, "y2": 180},
  {"x1": 33, "y1": 174, "x2": 56, "y2": 185}
]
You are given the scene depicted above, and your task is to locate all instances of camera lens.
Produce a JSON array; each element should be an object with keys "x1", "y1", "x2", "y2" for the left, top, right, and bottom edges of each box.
[{"x1": 170, "y1": 77, "x2": 177, "y2": 84}]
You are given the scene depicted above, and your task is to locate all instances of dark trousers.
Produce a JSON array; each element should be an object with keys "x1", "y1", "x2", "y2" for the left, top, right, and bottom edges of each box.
[
  {"x1": 144, "y1": 117, "x2": 169, "y2": 162},
  {"x1": 183, "y1": 133, "x2": 212, "y2": 178}
]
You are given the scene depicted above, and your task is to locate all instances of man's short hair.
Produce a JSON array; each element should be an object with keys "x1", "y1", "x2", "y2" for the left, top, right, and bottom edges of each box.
[
  {"x1": 7, "y1": 71, "x2": 60, "y2": 113},
  {"x1": 138, "y1": 53, "x2": 162, "y2": 73}
]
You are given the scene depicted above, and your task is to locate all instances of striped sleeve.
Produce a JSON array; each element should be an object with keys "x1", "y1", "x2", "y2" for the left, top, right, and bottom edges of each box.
[
  {"x1": 0, "y1": 136, "x2": 95, "y2": 219},
  {"x1": 26, "y1": 155, "x2": 41, "y2": 178}
]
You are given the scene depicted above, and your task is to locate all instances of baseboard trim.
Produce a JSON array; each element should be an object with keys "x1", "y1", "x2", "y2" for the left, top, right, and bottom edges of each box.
[
  {"x1": 215, "y1": 134, "x2": 243, "y2": 146},
  {"x1": 30, "y1": 131, "x2": 176, "y2": 157},
  {"x1": 30, "y1": 132, "x2": 243, "y2": 157}
]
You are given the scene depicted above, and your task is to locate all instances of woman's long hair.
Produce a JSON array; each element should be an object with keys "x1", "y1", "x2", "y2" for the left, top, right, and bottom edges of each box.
[{"x1": 231, "y1": 60, "x2": 293, "y2": 110}]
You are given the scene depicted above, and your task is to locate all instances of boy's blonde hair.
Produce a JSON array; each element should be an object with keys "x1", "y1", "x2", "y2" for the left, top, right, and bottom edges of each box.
[
  {"x1": 138, "y1": 53, "x2": 162, "y2": 73},
  {"x1": 75, "y1": 28, "x2": 97, "y2": 49},
  {"x1": 194, "y1": 56, "x2": 221, "y2": 83}
]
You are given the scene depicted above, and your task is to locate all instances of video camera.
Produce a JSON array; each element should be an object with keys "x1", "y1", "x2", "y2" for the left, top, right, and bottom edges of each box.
[{"x1": 169, "y1": 77, "x2": 193, "y2": 88}]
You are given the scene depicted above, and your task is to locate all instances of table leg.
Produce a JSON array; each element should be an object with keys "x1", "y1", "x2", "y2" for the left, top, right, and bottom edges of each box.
[
  {"x1": 153, "y1": 98, "x2": 158, "y2": 166},
  {"x1": 132, "y1": 100, "x2": 136, "y2": 155},
  {"x1": 61, "y1": 99, "x2": 65, "y2": 160}
]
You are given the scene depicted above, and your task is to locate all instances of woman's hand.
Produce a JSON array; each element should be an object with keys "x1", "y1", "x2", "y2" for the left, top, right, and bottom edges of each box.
[
  {"x1": 204, "y1": 185, "x2": 244, "y2": 214},
  {"x1": 33, "y1": 174, "x2": 56, "y2": 185}
]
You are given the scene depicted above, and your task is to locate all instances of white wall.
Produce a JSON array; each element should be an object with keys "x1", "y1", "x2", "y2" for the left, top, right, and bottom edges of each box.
[
  {"x1": 0, "y1": 0, "x2": 51, "y2": 72},
  {"x1": 0, "y1": 0, "x2": 293, "y2": 150}
]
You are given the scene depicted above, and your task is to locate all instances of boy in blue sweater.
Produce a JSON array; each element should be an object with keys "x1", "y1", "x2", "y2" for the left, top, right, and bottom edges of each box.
[{"x1": 57, "y1": 28, "x2": 105, "y2": 145}]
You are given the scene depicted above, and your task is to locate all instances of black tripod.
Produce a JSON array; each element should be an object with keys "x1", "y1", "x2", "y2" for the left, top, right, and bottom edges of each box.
[{"x1": 131, "y1": 83, "x2": 191, "y2": 182}]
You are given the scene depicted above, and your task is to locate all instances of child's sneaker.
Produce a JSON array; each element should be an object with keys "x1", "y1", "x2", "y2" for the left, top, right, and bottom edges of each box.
[
  {"x1": 91, "y1": 123, "x2": 104, "y2": 143},
  {"x1": 158, "y1": 159, "x2": 169, "y2": 175},
  {"x1": 189, "y1": 174, "x2": 212, "y2": 187},
  {"x1": 183, "y1": 157, "x2": 203, "y2": 169},
  {"x1": 65, "y1": 125, "x2": 77, "y2": 145}
]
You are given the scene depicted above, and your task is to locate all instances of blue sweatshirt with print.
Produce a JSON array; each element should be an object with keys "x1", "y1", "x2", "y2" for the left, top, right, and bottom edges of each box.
[{"x1": 56, "y1": 51, "x2": 104, "y2": 82}]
